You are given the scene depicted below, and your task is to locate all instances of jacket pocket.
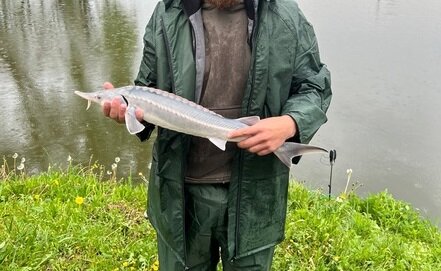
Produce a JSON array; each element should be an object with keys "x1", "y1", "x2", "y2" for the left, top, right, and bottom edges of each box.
[{"x1": 235, "y1": 172, "x2": 289, "y2": 257}]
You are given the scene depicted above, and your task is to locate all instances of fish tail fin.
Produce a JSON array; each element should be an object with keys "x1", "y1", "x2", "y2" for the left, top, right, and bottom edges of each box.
[{"x1": 274, "y1": 142, "x2": 328, "y2": 168}]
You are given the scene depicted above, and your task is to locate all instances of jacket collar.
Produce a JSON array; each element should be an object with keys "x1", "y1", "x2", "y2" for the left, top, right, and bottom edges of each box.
[{"x1": 163, "y1": 0, "x2": 257, "y2": 21}]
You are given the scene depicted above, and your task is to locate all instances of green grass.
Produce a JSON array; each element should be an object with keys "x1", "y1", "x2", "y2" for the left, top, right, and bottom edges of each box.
[
  {"x1": 273, "y1": 184, "x2": 441, "y2": 270},
  {"x1": 1, "y1": 161, "x2": 440, "y2": 270},
  {"x1": 0, "y1": 163, "x2": 157, "y2": 271}
]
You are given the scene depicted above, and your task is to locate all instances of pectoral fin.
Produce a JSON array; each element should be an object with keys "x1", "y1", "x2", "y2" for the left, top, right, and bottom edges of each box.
[
  {"x1": 236, "y1": 116, "x2": 260, "y2": 126},
  {"x1": 125, "y1": 105, "x2": 145, "y2": 135},
  {"x1": 208, "y1": 137, "x2": 227, "y2": 151}
]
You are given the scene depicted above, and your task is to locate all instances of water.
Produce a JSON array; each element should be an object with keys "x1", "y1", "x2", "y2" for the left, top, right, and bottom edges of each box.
[
  {"x1": 1, "y1": 0, "x2": 440, "y2": 224},
  {"x1": 294, "y1": 0, "x2": 441, "y2": 224}
]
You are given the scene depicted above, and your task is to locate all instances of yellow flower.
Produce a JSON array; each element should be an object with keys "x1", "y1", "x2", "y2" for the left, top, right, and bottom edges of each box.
[
  {"x1": 75, "y1": 196, "x2": 84, "y2": 205},
  {"x1": 54, "y1": 179, "x2": 59, "y2": 186},
  {"x1": 122, "y1": 262, "x2": 129, "y2": 267},
  {"x1": 34, "y1": 194, "x2": 40, "y2": 200},
  {"x1": 151, "y1": 259, "x2": 159, "y2": 271}
]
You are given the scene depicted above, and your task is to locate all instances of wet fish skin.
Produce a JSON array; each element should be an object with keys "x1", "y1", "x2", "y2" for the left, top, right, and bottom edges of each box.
[{"x1": 75, "y1": 85, "x2": 328, "y2": 167}]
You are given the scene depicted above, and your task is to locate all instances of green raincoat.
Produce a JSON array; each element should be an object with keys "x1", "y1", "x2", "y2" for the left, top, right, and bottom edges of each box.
[{"x1": 134, "y1": 0, "x2": 332, "y2": 267}]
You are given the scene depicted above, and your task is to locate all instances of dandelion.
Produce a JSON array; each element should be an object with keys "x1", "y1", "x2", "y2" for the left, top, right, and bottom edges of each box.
[
  {"x1": 122, "y1": 261, "x2": 129, "y2": 267},
  {"x1": 75, "y1": 196, "x2": 84, "y2": 205},
  {"x1": 151, "y1": 260, "x2": 159, "y2": 271},
  {"x1": 115, "y1": 157, "x2": 120, "y2": 163},
  {"x1": 343, "y1": 168, "x2": 353, "y2": 194},
  {"x1": 34, "y1": 194, "x2": 40, "y2": 201},
  {"x1": 11, "y1": 153, "x2": 19, "y2": 172},
  {"x1": 17, "y1": 163, "x2": 24, "y2": 171}
]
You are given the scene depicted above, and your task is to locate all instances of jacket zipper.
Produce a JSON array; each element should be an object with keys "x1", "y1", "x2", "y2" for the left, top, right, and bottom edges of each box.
[
  {"x1": 160, "y1": 18, "x2": 189, "y2": 268},
  {"x1": 234, "y1": 6, "x2": 261, "y2": 261}
]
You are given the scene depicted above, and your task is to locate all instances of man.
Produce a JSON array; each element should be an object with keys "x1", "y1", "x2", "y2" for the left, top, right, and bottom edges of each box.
[{"x1": 103, "y1": 0, "x2": 331, "y2": 269}]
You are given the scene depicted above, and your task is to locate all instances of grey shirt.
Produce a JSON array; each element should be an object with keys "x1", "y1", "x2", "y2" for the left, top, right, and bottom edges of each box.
[{"x1": 185, "y1": 1, "x2": 251, "y2": 183}]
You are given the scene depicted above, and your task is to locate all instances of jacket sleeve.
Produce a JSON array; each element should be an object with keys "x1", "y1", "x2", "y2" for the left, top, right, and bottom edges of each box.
[
  {"x1": 281, "y1": 11, "x2": 332, "y2": 144},
  {"x1": 133, "y1": 3, "x2": 162, "y2": 141}
]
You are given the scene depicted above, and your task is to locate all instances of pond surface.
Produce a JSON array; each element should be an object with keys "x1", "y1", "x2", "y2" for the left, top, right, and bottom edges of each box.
[{"x1": 1, "y1": 0, "x2": 440, "y2": 224}]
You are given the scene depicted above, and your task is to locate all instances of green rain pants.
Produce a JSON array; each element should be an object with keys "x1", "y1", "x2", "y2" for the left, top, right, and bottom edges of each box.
[{"x1": 157, "y1": 183, "x2": 275, "y2": 271}]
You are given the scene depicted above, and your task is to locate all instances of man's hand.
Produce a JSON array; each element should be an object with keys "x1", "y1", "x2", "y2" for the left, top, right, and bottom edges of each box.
[
  {"x1": 101, "y1": 82, "x2": 144, "y2": 124},
  {"x1": 228, "y1": 115, "x2": 297, "y2": 156}
]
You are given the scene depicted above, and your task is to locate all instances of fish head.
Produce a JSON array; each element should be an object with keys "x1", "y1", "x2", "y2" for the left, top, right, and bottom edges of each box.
[{"x1": 74, "y1": 90, "x2": 121, "y2": 110}]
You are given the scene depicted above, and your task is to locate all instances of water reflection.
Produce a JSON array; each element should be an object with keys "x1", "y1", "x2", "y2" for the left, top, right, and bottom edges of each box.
[
  {"x1": 296, "y1": 0, "x2": 441, "y2": 224},
  {"x1": 0, "y1": 0, "x2": 153, "y2": 177}
]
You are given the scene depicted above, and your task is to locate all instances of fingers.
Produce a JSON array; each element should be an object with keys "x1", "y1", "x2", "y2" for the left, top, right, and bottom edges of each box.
[
  {"x1": 238, "y1": 132, "x2": 281, "y2": 156},
  {"x1": 229, "y1": 126, "x2": 276, "y2": 155},
  {"x1": 135, "y1": 108, "x2": 144, "y2": 122},
  {"x1": 101, "y1": 82, "x2": 128, "y2": 123},
  {"x1": 102, "y1": 101, "x2": 111, "y2": 117},
  {"x1": 228, "y1": 126, "x2": 257, "y2": 139},
  {"x1": 103, "y1": 82, "x2": 114, "y2": 89},
  {"x1": 111, "y1": 98, "x2": 126, "y2": 123},
  {"x1": 228, "y1": 116, "x2": 296, "y2": 156},
  {"x1": 103, "y1": 97, "x2": 126, "y2": 123}
]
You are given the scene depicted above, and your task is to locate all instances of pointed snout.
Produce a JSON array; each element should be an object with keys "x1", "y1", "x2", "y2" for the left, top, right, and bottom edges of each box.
[
  {"x1": 74, "y1": 91, "x2": 95, "y2": 110},
  {"x1": 74, "y1": 91, "x2": 94, "y2": 100}
]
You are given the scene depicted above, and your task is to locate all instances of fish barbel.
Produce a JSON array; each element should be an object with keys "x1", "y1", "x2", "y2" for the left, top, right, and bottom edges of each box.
[{"x1": 75, "y1": 85, "x2": 328, "y2": 167}]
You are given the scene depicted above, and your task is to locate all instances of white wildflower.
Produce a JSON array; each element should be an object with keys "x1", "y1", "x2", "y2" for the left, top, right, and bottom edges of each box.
[
  {"x1": 12, "y1": 153, "x2": 18, "y2": 159},
  {"x1": 67, "y1": 155, "x2": 72, "y2": 162},
  {"x1": 21, "y1": 157, "x2": 26, "y2": 163},
  {"x1": 111, "y1": 163, "x2": 117, "y2": 170},
  {"x1": 115, "y1": 157, "x2": 120, "y2": 163},
  {"x1": 17, "y1": 163, "x2": 24, "y2": 170},
  {"x1": 344, "y1": 168, "x2": 353, "y2": 194}
]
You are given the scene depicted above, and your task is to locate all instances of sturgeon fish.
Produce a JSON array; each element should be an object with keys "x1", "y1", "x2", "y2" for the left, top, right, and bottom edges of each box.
[{"x1": 75, "y1": 85, "x2": 328, "y2": 167}]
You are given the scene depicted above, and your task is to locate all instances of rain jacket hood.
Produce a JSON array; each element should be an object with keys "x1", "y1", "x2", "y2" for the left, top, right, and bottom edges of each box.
[{"x1": 134, "y1": 0, "x2": 332, "y2": 267}]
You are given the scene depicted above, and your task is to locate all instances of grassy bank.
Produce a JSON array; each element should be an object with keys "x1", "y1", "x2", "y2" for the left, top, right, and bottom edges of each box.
[{"x1": 1, "y1": 162, "x2": 440, "y2": 270}]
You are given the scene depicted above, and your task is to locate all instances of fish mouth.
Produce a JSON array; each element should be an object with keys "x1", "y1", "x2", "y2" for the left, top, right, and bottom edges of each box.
[{"x1": 74, "y1": 91, "x2": 93, "y2": 110}]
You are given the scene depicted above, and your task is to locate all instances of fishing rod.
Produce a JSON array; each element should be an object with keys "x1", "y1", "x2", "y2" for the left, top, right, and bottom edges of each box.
[{"x1": 328, "y1": 149, "x2": 337, "y2": 199}]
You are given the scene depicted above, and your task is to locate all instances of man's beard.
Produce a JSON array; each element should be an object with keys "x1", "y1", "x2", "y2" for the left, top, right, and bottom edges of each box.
[{"x1": 204, "y1": 0, "x2": 240, "y2": 10}]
